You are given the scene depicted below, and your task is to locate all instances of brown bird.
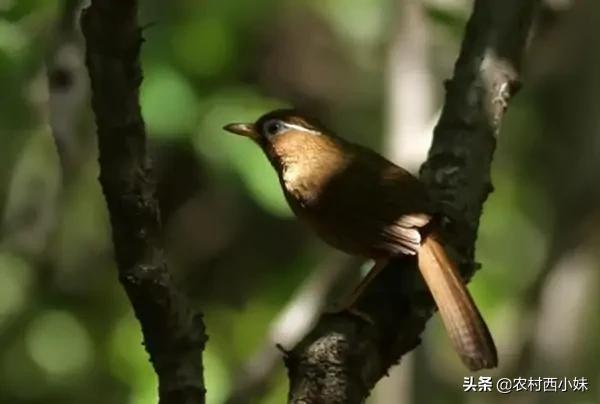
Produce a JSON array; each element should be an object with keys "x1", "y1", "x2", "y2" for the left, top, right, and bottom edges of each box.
[{"x1": 224, "y1": 109, "x2": 497, "y2": 370}]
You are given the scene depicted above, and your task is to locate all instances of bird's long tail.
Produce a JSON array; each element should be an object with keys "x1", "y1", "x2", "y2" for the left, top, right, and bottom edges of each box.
[{"x1": 418, "y1": 235, "x2": 498, "y2": 370}]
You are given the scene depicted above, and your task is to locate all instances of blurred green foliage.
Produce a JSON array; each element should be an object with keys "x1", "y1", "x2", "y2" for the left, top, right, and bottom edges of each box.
[{"x1": 1, "y1": 1, "x2": 599, "y2": 404}]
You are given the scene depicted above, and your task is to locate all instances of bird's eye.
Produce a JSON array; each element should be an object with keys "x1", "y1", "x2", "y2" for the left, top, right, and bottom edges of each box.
[{"x1": 264, "y1": 120, "x2": 283, "y2": 136}]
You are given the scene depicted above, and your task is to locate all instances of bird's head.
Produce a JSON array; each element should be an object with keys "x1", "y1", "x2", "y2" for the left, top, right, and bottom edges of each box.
[
  {"x1": 223, "y1": 109, "x2": 326, "y2": 145},
  {"x1": 224, "y1": 109, "x2": 347, "y2": 176}
]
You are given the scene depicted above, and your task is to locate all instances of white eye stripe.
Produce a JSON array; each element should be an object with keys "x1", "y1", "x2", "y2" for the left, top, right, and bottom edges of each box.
[
  {"x1": 263, "y1": 119, "x2": 320, "y2": 137},
  {"x1": 281, "y1": 122, "x2": 320, "y2": 135}
]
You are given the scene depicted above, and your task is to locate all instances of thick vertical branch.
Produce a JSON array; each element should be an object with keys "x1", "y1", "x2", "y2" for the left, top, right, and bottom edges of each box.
[
  {"x1": 286, "y1": 1, "x2": 538, "y2": 403},
  {"x1": 81, "y1": 1, "x2": 206, "y2": 403},
  {"x1": 420, "y1": 0, "x2": 535, "y2": 259}
]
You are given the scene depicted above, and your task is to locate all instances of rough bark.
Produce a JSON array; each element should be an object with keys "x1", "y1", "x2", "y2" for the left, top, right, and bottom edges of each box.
[
  {"x1": 286, "y1": 1, "x2": 538, "y2": 403},
  {"x1": 81, "y1": 1, "x2": 207, "y2": 403}
]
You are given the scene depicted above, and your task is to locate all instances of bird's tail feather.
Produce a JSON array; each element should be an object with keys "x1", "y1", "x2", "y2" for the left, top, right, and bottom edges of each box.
[{"x1": 418, "y1": 235, "x2": 498, "y2": 370}]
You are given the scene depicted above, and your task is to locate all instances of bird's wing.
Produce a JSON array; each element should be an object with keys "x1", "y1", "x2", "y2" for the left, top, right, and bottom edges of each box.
[{"x1": 307, "y1": 144, "x2": 434, "y2": 257}]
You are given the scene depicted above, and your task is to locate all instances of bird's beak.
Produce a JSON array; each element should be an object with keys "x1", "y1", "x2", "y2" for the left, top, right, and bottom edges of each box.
[{"x1": 223, "y1": 122, "x2": 259, "y2": 140}]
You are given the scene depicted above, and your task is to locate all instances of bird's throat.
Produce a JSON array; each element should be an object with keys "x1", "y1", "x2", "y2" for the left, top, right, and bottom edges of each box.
[{"x1": 267, "y1": 131, "x2": 350, "y2": 209}]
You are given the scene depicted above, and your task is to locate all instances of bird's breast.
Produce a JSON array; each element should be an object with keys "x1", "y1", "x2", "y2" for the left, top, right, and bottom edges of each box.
[
  {"x1": 282, "y1": 163, "x2": 305, "y2": 188},
  {"x1": 280, "y1": 162, "x2": 321, "y2": 209}
]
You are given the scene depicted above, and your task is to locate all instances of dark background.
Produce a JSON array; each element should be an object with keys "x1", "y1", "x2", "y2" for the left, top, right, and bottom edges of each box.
[{"x1": 0, "y1": 0, "x2": 598, "y2": 403}]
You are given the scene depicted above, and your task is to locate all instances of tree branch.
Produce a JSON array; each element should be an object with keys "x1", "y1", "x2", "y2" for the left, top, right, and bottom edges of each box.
[
  {"x1": 80, "y1": 1, "x2": 207, "y2": 403},
  {"x1": 286, "y1": 1, "x2": 538, "y2": 403}
]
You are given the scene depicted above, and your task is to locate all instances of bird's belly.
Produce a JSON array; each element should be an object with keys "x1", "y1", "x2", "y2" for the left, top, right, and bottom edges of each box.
[
  {"x1": 313, "y1": 223, "x2": 379, "y2": 257},
  {"x1": 313, "y1": 214, "x2": 390, "y2": 259},
  {"x1": 287, "y1": 197, "x2": 388, "y2": 259}
]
